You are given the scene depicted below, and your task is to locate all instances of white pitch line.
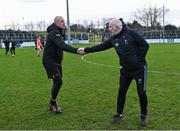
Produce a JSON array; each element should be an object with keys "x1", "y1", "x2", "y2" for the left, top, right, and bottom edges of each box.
[{"x1": 81, "y1": 54, "x2": 180, "y2": 76}]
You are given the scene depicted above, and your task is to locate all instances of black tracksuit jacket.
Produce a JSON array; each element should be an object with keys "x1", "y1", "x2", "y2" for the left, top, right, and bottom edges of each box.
[
  {"x1": 85, "y1": 25, "x2": 149, "y2": 71},
  {"x1": 42, "y1": 23, "x2": 77, "y2": 65}
]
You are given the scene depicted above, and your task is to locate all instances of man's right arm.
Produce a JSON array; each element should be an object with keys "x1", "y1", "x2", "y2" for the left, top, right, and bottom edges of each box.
[{"x1": 84, "y1": 39, "x2": 113, "y2": 53}]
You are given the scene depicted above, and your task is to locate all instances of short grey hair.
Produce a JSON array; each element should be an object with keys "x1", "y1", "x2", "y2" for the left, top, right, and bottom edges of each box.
[
  {"x1": 109, "y1": 19, "x2": 122, "y2": 28},
  {"x1": 54, "y1": 16, "x2": 64, "y2": 24}
]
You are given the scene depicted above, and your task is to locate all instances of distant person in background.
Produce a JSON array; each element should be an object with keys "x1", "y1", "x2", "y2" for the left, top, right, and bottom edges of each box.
[
  {"x1": 4, "y1": 38, "x2": 10, "y2": 55},
  {"x1": 102, "y1": 21, "x2": 113, "y2": 42},
  {"x1": 41, "y1": 37, "x2": 45, "y2": 49},
  {"x1": 10, "y1": 38, "x2": 16, "y2": 56},
  {"x1": 36, "y1": 35, "x2": 42, "y2": 56},
  {"x1": 0, "y1": 39, "x2": 3, "y2": 48},
  {"x1": 35, "y1": 39, "x2": 37, "y2": 51}
]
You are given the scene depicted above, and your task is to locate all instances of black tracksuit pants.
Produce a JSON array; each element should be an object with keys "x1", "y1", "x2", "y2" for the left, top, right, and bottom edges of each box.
[
  {"x1": 5, "y1": 46, "x2": 9, "y2": 55},
  {"x1": 117, "y1": 65, "x2": 148, "y2": 115},
  {"x1": 10, "y1": 47, "x2": 15, "y2": 55}
]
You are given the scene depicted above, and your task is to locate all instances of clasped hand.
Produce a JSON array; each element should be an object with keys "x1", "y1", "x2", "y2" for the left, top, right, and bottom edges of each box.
[{"x1": 77, "y1": 47, "x2": 85, "y2": 55}]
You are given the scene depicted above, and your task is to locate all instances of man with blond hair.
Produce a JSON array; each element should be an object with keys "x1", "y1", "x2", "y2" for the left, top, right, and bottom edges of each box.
[{"x1": 78, "y1": 18, "x2": 149, "y2": 126}]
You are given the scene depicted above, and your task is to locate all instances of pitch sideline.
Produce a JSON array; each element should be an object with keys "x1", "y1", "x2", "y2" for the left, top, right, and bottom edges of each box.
[{"x1": 81, "y1": 54, "x2": 180, "y2": 76}]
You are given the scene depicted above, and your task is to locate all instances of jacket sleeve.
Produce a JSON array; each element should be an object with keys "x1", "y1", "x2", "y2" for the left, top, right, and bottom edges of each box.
[
  {"x1": 49, "y1": 31, "x2": 77, "y2": 54},
  {"x1": 132, "y1": 30, "x2": 149, "y2": 58},
  {"x1": 84, "y1": 39, "x2": 113, "y2": 53}
]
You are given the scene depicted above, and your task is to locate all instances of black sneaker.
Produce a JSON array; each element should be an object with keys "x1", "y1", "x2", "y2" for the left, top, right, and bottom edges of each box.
[
  {"x1": 49, "y1": 99, "x2": 63, "y2": 114},
  {"x1": 112, "y1": 114, "x2": 125, "y2": 124},
  {"x1": 141, "y1": 114, "x2": 148, "y2": 126}
]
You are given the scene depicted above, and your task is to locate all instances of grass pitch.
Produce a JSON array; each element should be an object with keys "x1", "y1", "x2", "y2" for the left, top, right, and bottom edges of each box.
[{"x1": 0, "y1": 44, "x2": 179, "y2": 129}]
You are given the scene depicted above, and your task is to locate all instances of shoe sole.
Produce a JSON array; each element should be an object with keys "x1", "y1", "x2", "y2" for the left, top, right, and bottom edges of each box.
[
  {"x1": 112, "y1": 117, "x2": 125, "y2": 124},
  {"x1": 49, "y1": 107, "x2": 63, "y2": 114},
  {"x1": 141, "y1": 122, "x2": 147, "y2": 126}
]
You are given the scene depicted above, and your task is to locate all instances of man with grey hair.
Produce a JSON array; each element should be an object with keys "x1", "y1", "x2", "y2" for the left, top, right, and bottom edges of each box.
[
  {"x1": 42, "y1": 16, "x2": 80, "y2": 114},
  {"x1": 78, "y1": 18, "x2": 149, "y2": 126}
]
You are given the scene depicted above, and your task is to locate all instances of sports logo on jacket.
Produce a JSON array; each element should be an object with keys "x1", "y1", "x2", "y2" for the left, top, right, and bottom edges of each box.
[
  {"x1": 115, "y1": 43, "x2": 119, "y2": 47},
  {"x1": 138, "y1": 78, "x2": 142, "y2": 84},
  {"x1": 125, "y1": 39, "x2": 128, "y2": 45},
  {"x1": 56, "y1": 34, "x2": 60, "y2": 37}
]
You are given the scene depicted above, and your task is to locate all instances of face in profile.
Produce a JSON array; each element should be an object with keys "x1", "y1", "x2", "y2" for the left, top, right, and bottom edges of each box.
[
  {"x1": 57, "y1": 19, "x2": 65, "y2": 29},
  {"x1": 55, "y1": 16, "x2": 65, "y2": 29}
]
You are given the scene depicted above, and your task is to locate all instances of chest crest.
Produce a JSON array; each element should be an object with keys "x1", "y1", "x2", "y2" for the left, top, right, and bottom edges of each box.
[
  {"x1": 115, "y1": 42, "x2": 119, "y2": 47},
  {"x1": 125, "y1": 39, "x2": 129, "y2": 45}
]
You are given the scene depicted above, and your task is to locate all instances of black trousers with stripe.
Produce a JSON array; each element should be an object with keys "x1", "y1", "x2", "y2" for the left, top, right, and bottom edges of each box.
[{"x1": 117, "y1": 65, "x2": 148, "y2": 115}]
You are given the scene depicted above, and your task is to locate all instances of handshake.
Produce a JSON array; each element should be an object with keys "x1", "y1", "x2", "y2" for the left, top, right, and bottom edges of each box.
[{"x1": 77, "y1": 47, "x2": 86, "y2": 55}]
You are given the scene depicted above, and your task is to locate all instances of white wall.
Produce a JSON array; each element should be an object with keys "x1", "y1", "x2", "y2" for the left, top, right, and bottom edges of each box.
[{"x1": 146, "y1": 38, "x2": 180, "y2": 43}]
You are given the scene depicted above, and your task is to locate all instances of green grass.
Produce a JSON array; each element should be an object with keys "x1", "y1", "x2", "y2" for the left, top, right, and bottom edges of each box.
[{"x1": 0, "y1": 44, "x2": 180, "y2": 130}]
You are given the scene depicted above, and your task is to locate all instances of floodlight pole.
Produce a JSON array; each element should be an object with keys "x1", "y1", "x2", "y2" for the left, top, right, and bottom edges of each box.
[
  {"x1": 162, "y1": 4, "x2": 165, "y2": 43},
  {"x1": 66, "y1": 0, "x2": 71, "y2": 44}
]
